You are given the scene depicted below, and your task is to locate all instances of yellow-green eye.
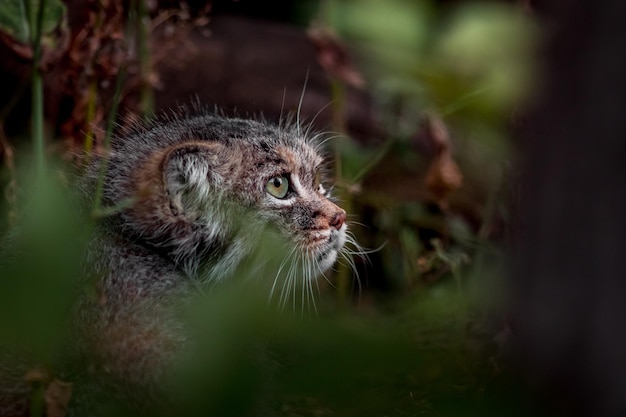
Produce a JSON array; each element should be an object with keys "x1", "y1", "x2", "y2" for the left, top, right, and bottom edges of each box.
[{"x1": 266, "y1": 176, "x2": 289, "y2": 199}]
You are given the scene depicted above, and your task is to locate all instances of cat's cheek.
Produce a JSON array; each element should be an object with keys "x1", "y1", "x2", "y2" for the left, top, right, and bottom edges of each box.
[
  {"x1": 336, "y1": 225, "x2": 347, "y2": 249},
  {"x1": 317, "y1": 250, "x2": 339, "y2": 273},
  {"x1": 315, "y1": 228, "x2": 346, "y2": 272}
]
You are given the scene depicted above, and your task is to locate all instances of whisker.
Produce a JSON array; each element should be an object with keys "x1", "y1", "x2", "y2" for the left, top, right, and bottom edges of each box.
[
  {"x1": 303, "y1": 101, "x2": 335, "y2": 139},
  {"x1": 291, "y1": 254, "x2": 301, "y2": 312},
  {"x1": 302, "y1": 255, "x2": 309, "y2": 316},
  {"x1": 342, "y1": 241, "x2": 386, "y2": 257},
  {"x1": 279, "y1": 253, "x2": 297, "y2": 310},
  {"x1": 307, "y1": 256, "x2": 319, "y2": 317},
  {"x1": 301, "y1": 255, "x2": 307, "y2": 317},
  {"x1": 269, "y1": 245, "x2": 298, "y2": 301},
  {"x1": 317, "y1": 265, "x2": 335, "y2": 288},
  {"x1": 315, "y1": 133, "x2": 345, "y2": 149},
  {"x1": 340, "y1": 248, "x2": 362, "y2": 296},
  {"x1": 296, "y1": 69, "x2": 310, "y2": 137},
  {"x1": 279, "y1": 85, "x2": 287, "y2": 129},
  {"x1": 335, "y1": 228, "x2": 381, "y2": 298},
  {"x1": 313, "y1": 266, "x2": 322, "y2": 298},
  {"x1": 345, "y1": 228, "x2": 385, "y2": 257},
  {"x1": 345, "y1": 219, "x2": 368, "y2": 227}
]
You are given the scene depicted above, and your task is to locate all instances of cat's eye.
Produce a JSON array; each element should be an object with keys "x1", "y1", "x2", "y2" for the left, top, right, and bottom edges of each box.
[{"x1": 266, "y1": 175, "x2": 290, "y2": 199}]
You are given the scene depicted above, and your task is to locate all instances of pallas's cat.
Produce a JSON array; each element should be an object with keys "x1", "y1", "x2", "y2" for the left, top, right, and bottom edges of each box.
[{"x1": 72, "y1": 111, "x2": 358, "y2": 410}]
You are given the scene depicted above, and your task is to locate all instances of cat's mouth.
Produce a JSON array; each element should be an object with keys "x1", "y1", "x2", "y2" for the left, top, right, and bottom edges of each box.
[
  {"x1": 309, "y1": 230, "x2": 332, "y2": 245},
  {"x1": 303, "y1": 226, "x2": 347, "y2": 270},
  {"x1": 307, "y1": 227, "x2": 344, "y2": 247}
]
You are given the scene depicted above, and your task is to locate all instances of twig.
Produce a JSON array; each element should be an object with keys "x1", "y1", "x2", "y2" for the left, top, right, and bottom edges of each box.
[
  {"x1": 27, "y1": 0, "x2": 48, "y2": 176},
  {"x1": 92, "y1": 67, "x2": 126, "y2": 215}
]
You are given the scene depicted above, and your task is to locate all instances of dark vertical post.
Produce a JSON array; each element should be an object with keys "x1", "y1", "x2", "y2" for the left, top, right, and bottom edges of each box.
[{"x1": 513, "y1": 1, "x2": 626, "y2": 415}]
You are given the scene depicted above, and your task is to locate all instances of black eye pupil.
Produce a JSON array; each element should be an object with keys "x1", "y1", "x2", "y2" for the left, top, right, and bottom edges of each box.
[{"x1": 273, "y1": 178, "x2": 282, "y2": 187}]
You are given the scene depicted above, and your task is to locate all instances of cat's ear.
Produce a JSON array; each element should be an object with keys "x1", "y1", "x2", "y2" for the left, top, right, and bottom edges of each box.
[{"x1": 162, "y1": 142, "x2": 225, "y2": 217}]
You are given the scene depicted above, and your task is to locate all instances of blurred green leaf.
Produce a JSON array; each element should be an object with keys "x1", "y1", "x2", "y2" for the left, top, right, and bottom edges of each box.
[
  {"x1": 0, "y1": 0, "x2": 29, "y2": 42},
  {"x1": 432, "y1": 3, "x2": 537, "y2": 115},
  {"x1": 170, "y1": 288, "x2": 275, "y2": 416},
  {"x1": 0, "y1": 0, "x2": 66, "y2": 44},
  {"x1": 0, "y1": 169, "x2": 89, "y2": 361},
  {"x1": 336, "y1": 137, "x2": 378, "y2": 183}
]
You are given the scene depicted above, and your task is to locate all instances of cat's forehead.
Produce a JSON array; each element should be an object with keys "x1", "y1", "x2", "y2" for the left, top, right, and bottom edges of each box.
[
  {"x1": 275, "y1": 143, "x2": 322, "y2": 170},
  {"x1": 248, "y1": 129, "x2": 324, "y2": 166},
  {"x1": 243, "y1": 140, "x2": 322, "y2": 180}
]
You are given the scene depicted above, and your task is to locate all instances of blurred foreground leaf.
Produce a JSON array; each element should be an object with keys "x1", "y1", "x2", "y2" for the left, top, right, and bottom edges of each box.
[
  {"x1": 0, "y1": 168, "x2": 88, "y2": 361},
  {"x1": 164, "y1": 276, "x2": 528, "y2": 417},
  {"x1": 433, "y1": 3, "x2": 537, "y2": 115}
]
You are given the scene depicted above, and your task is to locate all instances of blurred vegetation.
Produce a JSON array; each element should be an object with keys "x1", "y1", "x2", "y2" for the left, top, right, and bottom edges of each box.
[{"x1": 0, "y1": 0, "x2": 539, "y2": 416}]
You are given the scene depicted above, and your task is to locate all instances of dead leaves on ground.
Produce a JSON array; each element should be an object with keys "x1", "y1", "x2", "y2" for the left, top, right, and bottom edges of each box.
[
  {"x1": 307, "y1": 23, "x2": 365, "y2": 88},
  {"x1": 24, "y1": 367, "x2": 72, "y2": 417}
]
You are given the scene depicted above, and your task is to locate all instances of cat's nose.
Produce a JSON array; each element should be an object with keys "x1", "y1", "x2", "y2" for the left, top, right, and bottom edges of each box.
[{"x1": 330, "y1": 210, "x2": 346, "y2": 231}]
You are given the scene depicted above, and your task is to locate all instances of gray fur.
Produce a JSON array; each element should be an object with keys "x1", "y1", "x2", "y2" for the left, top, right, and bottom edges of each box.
[
  {"x1": 69, "y1": 111, "x2": 349, "y2": 413},
  {"x1": 0, "y1": 110, "x2": 356, "y2": 415}
]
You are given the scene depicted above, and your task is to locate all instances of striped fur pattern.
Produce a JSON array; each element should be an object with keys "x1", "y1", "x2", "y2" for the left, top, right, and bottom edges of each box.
[
  {"x1": 84, "y1": 112, "x2": 348, "y2": 285},
  {"x1": 73, "y1": 110, "x2": 356, "y2": 410}
]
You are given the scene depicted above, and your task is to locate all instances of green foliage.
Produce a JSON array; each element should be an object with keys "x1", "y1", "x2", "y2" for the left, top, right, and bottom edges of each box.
[
  {"x1": 0, "y1": 0, "x2": 66, "y2": 44},
  {"x1": 0, "y1": 168, "x2": 88, "y2": 361},
  {"x1": 148, "y1": 271, "x2": 530, "y2": 417},
  {"x1": 433, "y1": 3, "x2": 536, "y2": 114},
  {"x1": 315, "y1": 0, "x2": 536, "y2": 295},
  {"x1": 325, "y1": 0, "x2": 536, "y2": 120}
]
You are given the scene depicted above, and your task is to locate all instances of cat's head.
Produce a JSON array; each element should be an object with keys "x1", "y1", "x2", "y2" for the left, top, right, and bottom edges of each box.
[{"x1": 106, "y1": 114, "x2": 348, "y2": 283}]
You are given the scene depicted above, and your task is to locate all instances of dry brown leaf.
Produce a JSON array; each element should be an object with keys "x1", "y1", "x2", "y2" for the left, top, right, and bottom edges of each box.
[
  {"x1": 23, "y1": 366, "x2": 51, "y2": 384},
  {"x1": 23, "y1": 367, "x2": 73, "y2": 417},
  {"x1": 422, "y1": 113, "x2": 463, "y2": 209},
  {"x1": 50, "y1": 0, "x2": 132, "y2": 151},
  {"x1": 307, "y1": 23, "x2": 365, "y2": 88},
  {"x1": 0, "y1": 31, "x2": 32, "y2": 60},
  {"x1": 44, "y1": 379, "x2": 73, "y2": 417}
]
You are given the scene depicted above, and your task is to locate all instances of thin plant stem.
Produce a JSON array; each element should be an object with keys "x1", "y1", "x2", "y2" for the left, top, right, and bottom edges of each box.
[
  {"x1": 351, "y1": 135, "x2": 394, "y2": 184},
  {"x1": 135, "y1": 0, "x2": 154, "y2": 119},
  {"x1": 330, "y1": 79, "x2": 345, "y2": 181},
  {"x1": 0, "y1": 127, "x2": 18, "y2": 226},
  {"x1": 28, "y1": 381, "x2": 44, "y2": 417},
  {"x1": 329, "y1": 79, "x2": 353, "y2": 302},
  {"x1": 83, "y1": 0, "x2": 106, "y2": 154},
  {"x1": 83, "y1": 79, "x2": 98, "y2": 153},
  {"x1": 31, "y1": 75, "x2": 44, "y2": 174},
  {"x1": 92, "y1": 67, "x2": 126, "y2": 215},
  {"x1": 29, "y1": 0, "x2": 48, "y2": 176},
  {"x1": 104, "y1": 68, "x2": 126, "y2": 145}
]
